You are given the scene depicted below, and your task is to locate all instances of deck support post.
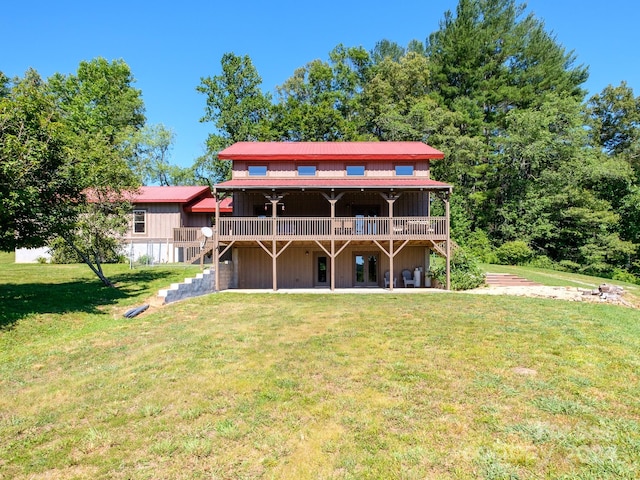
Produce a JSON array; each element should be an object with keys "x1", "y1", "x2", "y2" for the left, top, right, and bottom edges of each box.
[
  {"x1": 270, "y1": 197, "x2": 280, "y2": 291},
  {"x1": 214, "y1": 188, "x2": 220, "y2": 292},
  {"x1": 321, "y1": 191, "x2": 345, "y2": 292},
  {"x1": 381, "y1": 192, "x2": 400, "y2": 290},
  {"x1": 445, "y1": 190, "x2": 451, "y2": 291}
]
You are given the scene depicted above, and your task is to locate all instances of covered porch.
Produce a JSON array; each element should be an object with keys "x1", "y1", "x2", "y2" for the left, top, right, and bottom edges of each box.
[{"x1": 200, "y1": 185, "x2": 452, "y2": 291}]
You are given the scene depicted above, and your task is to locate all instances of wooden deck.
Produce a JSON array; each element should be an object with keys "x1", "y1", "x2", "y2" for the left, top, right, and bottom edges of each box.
[{"x1": 174, "y1": 216, "x2": 448, "y2": 245}]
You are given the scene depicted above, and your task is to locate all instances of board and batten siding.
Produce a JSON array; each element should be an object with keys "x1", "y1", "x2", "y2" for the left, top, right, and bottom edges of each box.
[
  {"x1": 235, "y1": 246, "x2": 428, "y2": 289},
  {"x1": 232, "y1": 191, "x2": 430, "y2": 217},
  {"x1": 128, "y1": 203, "x2": 212, "y2": 240},
  {"x1": 232, "y1": 160, "x2": 431, "y2": 179}
]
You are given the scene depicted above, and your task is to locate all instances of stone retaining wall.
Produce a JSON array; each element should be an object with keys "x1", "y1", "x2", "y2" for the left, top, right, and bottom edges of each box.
[{"x1": 158, "y1": 262, "x2": 234, "y2": 304}]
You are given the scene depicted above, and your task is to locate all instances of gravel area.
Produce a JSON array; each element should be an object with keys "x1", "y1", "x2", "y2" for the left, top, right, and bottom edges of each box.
[{"x1": 463, "y1": 284, "x2": 639, "y2": 308}]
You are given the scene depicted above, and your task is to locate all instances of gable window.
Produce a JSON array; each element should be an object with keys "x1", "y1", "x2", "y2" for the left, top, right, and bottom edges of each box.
[
  {"x1": 297, "y1": 165, "x2": 316, "y2": 176},
  {"x1": 346, "y1": 165, "x2": 365, "y2": 176},
  {"x1": 248, "y1": 165, "x2": 267, "y2": 176},
  {"x1": 133, "y1": 210, "x2": 146, "y2": 234},
  {"x1": 395, "y1": 165, "x2": 414, "y2": 176}
]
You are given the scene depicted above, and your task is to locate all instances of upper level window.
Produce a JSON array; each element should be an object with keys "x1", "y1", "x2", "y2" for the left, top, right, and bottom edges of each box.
[
  {"x1": 248, "y1": 165, "x2": 267, "y2": 176},
  {"x1": 297, "y1": 165, "x2": 316, "y2": 176},
  {"x1": 395, "y1": 165, "x2": 414, "y2": 176},
  {"x1": 346, "y1": 165, "x2": 365, "y2": 176},
  {"x1": 133, "y1": 210, "x2": 146, "y2": 234}
]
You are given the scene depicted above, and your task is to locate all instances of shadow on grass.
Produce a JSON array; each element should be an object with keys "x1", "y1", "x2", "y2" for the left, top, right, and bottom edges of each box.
[{"x1": 0, "y1": 269, "x2": 177, "y2": 330}]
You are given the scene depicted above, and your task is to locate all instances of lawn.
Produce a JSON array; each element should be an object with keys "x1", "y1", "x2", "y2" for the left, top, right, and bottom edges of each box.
[
  {"x1": 1, "y1": 261, "x2": 639, "y2": 479},
  {"x1": 481, "y1": 263, "x2": 640, "y2": 297}
]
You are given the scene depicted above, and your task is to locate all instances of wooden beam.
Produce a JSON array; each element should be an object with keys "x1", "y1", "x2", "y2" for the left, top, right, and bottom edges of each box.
[
  {"x1": 275, "y1": 241, "x2": 293, "y2": 258},
  {"x1": 214, "y1": 187, "x2": 220, "y2": 292},
  {"x1": 445, "y1": 191, "x2": 451, "y2": 291},
  {"x1": 218, "y1": 240, "x2": 235, "y2": 258},
  {"x1": 256, "y1": 240, "x2": 274, "y2": 257}
]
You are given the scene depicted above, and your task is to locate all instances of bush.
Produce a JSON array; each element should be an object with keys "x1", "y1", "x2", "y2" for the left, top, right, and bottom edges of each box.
[
  {"x1": 432, "y1": 247, "x2": 485, "y2": 291},
  {"x1": 612, "y1": 268, "x2": 640, "y2": 285},
  {"x1": 557, "y1": 260, "x2": 581, "y2": 272},
  {"x1": 137, "y1": 254, "x2": 154, "y2": 266},
  {"x1": 49, "y1": 238, "x2": 83, "y2": 264},
  {"x1": 48, "y1": 237, "x2": 123, "y2": 264},
  {"x1": 528, "y1": 255, "x2": 556, "y2": 270},
  {"x1": 464, "y1": 229, "x2": 496, "y2": 263},
  {"x1": 495, "y1": 240, "x2": 533, "y2": 265}
]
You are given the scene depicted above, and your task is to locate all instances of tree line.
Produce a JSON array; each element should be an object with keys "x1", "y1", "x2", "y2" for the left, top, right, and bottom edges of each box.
[
  {"x1": 2, "y1": 0, "x2": 639, "y2": 285},
  {"x1": 195, "y1": 0, "x2": 640, "y2": 281}
]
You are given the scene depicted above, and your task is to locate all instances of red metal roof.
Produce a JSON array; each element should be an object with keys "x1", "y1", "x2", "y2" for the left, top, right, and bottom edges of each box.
[
  {"x1": 185, "y1": 196, "x2": 233, "y2": 213},
  {"x1": 218, "y1": 142, "x2": 444, "y2": 161},
  {"x1": 128, "y1": 186, "x2": 212, "y2": 203},
  {"x1": 215, "y1": 178, "x2": 451, "y2": 190}
]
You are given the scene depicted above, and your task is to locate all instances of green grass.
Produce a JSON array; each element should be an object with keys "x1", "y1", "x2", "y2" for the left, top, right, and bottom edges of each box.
[{"x1": 1, "y1": 263, "x2": 640, "y2": 479}]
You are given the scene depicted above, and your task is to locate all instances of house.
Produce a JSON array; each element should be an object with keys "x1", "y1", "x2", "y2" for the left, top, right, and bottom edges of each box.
[
  {"x1": 125, "y1": 186, "x2": 231, "y2": 264},
  {"x1": 190, "y1": 141, "x2": 452, "y2": 290},
  {"x1": 15, "y1": 186, "x2": 231, "y2": 264}
]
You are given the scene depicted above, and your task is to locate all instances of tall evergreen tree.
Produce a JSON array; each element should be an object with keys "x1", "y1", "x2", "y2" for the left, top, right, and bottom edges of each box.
[{"x1": 426, "y1": 0, "x2": 588, "y2": 234}]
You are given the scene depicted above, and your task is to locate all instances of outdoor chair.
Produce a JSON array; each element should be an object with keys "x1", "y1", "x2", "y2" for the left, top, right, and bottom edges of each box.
[
  {"x1": 384, "y1": 271, "x2": 396, "y2": 288},
  {"x1": 402, "y1": 269, "x2": 416, "y2": 287}
]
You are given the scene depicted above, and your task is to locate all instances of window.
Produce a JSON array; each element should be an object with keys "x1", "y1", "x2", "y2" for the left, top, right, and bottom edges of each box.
[
  {"x1": 297, "y1": 165, "x2": 316, "y2": 176},
  {"x1": 248, "y1": 165, "x2": 267, "y2": 176},
  {"x1": 133, "y1": 210, "x2": 146, "y2": 234},
  {"x1": 395, "y1": 165, "x2": 414, "y2": 176},
  {"x1": 346, "y1": 165, "x2": 365, "y2": 176}
]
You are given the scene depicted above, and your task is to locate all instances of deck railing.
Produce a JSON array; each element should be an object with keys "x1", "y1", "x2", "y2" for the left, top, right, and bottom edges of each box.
[
  {"x1": 173, "y1": 227, "x2": 202, "y2": 244},
  {"x1": 174, "y1": 217, "x2": 447, "y2": 244}
]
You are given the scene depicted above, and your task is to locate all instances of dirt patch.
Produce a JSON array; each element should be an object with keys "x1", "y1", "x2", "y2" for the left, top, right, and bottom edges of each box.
[{"x1": 464, "y1": 285, "x2": 639, "y2": 309}]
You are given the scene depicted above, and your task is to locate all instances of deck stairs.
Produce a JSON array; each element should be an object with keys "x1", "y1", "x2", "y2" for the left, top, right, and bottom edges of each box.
[
  {"x1": 485, "y1": 273, "x2": 542, "y2": 287},
  {"x1": 182, "y1": 241, "x2": 214, "y2": 265},
  {"x1": 157, "y1": 268, "x2": 214, "y2": 304}
]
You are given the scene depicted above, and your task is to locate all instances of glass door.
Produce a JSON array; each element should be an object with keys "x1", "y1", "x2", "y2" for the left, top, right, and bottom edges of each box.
[
  {"x1": 353, "y1": 206, "x2": 379, "y2": 235},
  {"x1": 354, "y1": 253, "x2": 378, "y2": 286},
  {"x1": 315, "y1": 254, "x2": 329, "y2": 287}
]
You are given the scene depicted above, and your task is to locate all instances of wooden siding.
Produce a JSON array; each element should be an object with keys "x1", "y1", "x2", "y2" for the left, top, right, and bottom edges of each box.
[
  {"x1": 232, "y1": 191, "x2": 430, "y2": 217},
  {"x1": 235, "y1": 245, "x2": 429, "y2": 289},
  {"x1": 126, "y1": 203, "x2": 211, "y2": 241},
  {"x1": 232, "y1": 160, "x2": 431, "y2": 179}
]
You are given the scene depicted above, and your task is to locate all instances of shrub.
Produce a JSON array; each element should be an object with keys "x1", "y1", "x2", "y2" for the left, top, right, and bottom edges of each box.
[
  {"x1": 464, "y1": 229, "x2": 496, "y2": 263},
  {"x1": 528, "y1": 255, "x2": 556, "y2": 270},
  {"x1": 49, "y1": 238, "x2": 83, "y2": 264},
  {"x1": 612, "y1": 268, "x2": 639, "y2": 285},
  {"x1": 49, "y1": 237, "x2": 124, "y2": 264},
  {"x1": 137, "y1": 254, "x2": 154, "y2": 266},
  {"x1": 557, "y1": 260, "x2": 581, "y2": 272},
  {"x1": 495, "y1": 240, "x2": 533, "y2": 265},
  {"x1": 432, "y1": 247, "x2": 485, "y2": 291}
]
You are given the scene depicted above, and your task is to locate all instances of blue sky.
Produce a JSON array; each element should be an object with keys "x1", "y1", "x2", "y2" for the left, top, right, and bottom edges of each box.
[{"x1": 3, "y1": 1, "x2": 638, "y2": 168}]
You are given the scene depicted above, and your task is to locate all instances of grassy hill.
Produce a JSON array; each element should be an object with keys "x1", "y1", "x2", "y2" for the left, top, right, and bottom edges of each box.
[{"x1": 1, "y1": 261, "x2": 639, "y2": 479}]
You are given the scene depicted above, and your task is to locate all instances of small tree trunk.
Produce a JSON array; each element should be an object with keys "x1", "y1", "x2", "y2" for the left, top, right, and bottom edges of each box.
[{"x1": 62, "y1": 236, "x2": 115, "y2": 288}]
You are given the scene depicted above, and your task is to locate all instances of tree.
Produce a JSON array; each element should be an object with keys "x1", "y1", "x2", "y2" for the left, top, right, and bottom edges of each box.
[
  {"x1": 132, "y1": 124, "x2": 197, "y2": 185},
  {"x1": 587, "y1": 82, "x2": 640, "y2": 156},
  {"x1": 0, "y1": 70, "x2": 80, "y2": 251},
  {"x1": 426, "y1": 0, "x2": 588, "y2": 235},
  {"x1": 47, "y1": 58, "x2": 145, "y2": 286},
  {"x1": 197, "y1": 53, "x2": 275, "y2": 182},
  {"x1": 273, "y1": 44, "x2": 371, "y2": 141}
]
